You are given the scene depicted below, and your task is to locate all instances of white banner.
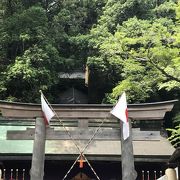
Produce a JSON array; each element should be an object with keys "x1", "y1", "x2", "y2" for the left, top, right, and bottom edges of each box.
[{"x1": 157, "y1": 175, "x2": 167, "y2": 180}]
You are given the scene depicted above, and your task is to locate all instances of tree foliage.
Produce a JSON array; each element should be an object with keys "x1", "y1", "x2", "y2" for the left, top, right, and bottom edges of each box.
[
  {"x1": 87, "y1": 0, "x2": 180, "y2": 103},
  {"x1": 167, "y1": 112, "x2": 180, "y2": 147},
  {"x1": 0, "y1": 0, "x2": 179, "y2": 106}
]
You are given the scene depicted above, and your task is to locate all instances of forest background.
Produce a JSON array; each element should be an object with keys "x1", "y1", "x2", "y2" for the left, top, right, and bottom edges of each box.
[{"x1": 0, "y1": 0, "x2": 179, "y2": 146}]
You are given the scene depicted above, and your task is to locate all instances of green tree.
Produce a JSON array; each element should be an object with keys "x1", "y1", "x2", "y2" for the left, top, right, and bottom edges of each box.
[
  {"x1": 0, "y1": 0, "x2": 106, "y2": 102},
  {"x1": 1, "y1": 45, "x2": 60, "y2": 102},
  {"x1": 167, "y1": 112, "x2": 180, "y2": 147},
  {"x1": 0, "y1": 5, "x2": 61, "y2": 102},
  {"x1": 87, "y1": 0, "x2": 179, "y2": 103},
  {"x1": 51, "y1": 0, "x2": 106, "y2": 71},
  {"x1": 0, "y1": 0, "x2": 179, "y2": 105},
  {"x1": 104, "y1": 17, "x2": 179, "y2": 102}
]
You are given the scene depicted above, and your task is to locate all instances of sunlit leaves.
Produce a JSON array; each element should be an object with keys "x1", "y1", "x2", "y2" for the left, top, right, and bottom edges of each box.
[
  {"x1": 154, "y1": 1, "x2": 177, "y2": 19},
  {"x1": 1, "y1": 45, "x2": 60, "y2": 102},
  {"x1": 91, "y1": 13, "x2": 180, "y2": 103}
]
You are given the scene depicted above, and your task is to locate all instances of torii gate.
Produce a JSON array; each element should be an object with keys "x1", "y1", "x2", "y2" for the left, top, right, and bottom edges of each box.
[{"x1": 0, "y1": 100, "x2": 177, "y2": 180}]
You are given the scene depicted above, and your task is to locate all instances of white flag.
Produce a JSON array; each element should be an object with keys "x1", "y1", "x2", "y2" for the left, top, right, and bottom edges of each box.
[
  {"x1": 122, "y1": 121, "x2": 129, "y2": 140},
  {"x1": 41, "y1": 93, "x2": 55, "y2": 125},
  {"x1": 157, "y1": 175, "x2": 167, "y2": 180},
  {"x1": 110, "y1": 92, "x2": 129, "y2": 140}
]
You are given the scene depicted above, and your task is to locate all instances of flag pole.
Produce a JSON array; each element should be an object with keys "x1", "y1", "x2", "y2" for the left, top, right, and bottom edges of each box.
[{"x1": 120, "y1": 118, "x2": 137, "y2": 180}]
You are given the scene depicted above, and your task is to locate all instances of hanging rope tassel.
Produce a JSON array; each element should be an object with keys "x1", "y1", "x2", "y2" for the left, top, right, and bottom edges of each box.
[
  {"x1": 22, "y1": 169, "x2": 25, "y2": 180},
  {"x1": 3, "y1": 169, "x2": 6, "y2": 180},
  {"x1": 154, "y1": 170, "x2": 157, "y2": 180},
  {"x1": 160, "y1": 170, "x2": 163, "y2": 177},
  {"x1": 16, "y1": 169, "x2": 18, "y2": 180},
  {"x1": 147, "y1": 171, "x2": 150, "y2": 180},
  {"x1": 142, "y1": 170, "x2": 144, "y2": 180},
  {"x1": 78, "y1": 154, "x2": 85, "y2": 169},
  {"x1": 10, "y1": 169, "x2": 13, "y2": 180}
]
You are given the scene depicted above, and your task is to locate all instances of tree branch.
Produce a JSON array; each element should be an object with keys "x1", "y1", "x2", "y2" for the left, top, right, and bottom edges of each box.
[
  {"x1": 147, "y1": 57, "x2": 180, "y2": 83},
  {"x1": 132, "y1": 55, "x2": 180, "y2": 82}
]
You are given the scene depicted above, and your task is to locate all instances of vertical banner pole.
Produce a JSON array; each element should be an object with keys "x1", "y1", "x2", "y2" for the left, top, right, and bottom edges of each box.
[
  {"x1": 30, "y1": 118, "x2": 46, "y2": 180},
  {"x1": 121, "y1": 119, "x2": 137, "y2": 180}
]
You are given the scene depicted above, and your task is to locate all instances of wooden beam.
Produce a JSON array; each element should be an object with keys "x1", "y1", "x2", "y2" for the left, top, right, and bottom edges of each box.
[
  {"x1": 78, "y1": 119, "x2": 88, "y2": 128},
  {"x1": 0, "y1": 100, "x2": 177, "y2": 120},
  {"x1": 7, "y1": 128, "x2": 160, "y2": 141},
  {"x1": 0, "y1": 154, "x2": 171, "y2": 162}
]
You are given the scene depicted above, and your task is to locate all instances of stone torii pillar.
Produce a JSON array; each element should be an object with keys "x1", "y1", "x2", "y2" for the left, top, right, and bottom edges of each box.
[
  {"x1": 120, "y1": 119, "x2": 137, "y2": 180},
  {"x1": 30, "y1": 118, "x2": 46, "y2": 180}
]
